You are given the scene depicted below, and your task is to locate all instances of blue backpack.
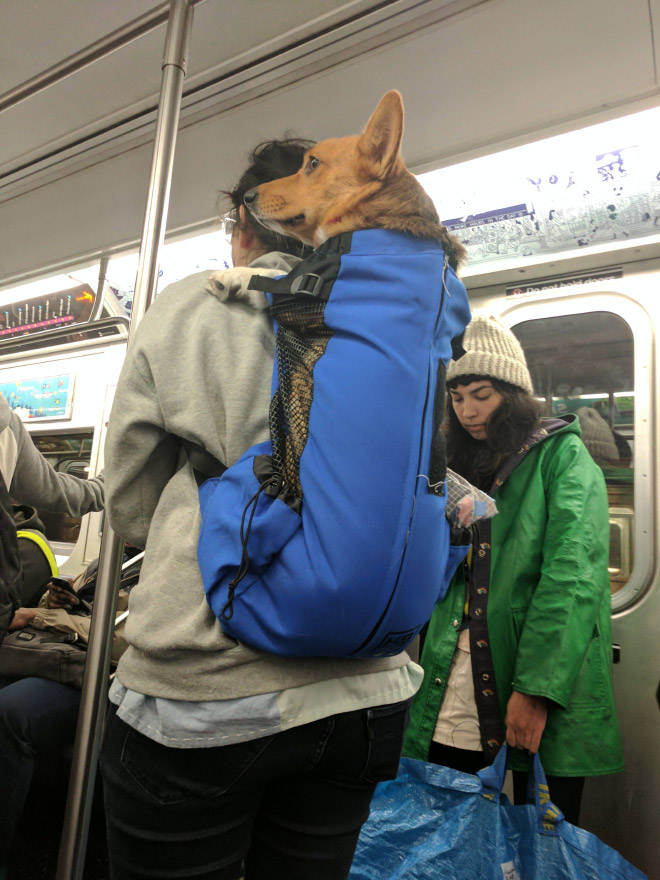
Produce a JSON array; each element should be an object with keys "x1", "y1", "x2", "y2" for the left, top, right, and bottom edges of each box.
[{"x1": 197, "y1": 229, "x2": 471, "y2": 657}]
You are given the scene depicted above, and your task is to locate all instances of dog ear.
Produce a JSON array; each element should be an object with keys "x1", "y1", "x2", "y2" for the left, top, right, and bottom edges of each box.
[{"x1": 358, "y1": 90, "x2": 404, "y2": 179}]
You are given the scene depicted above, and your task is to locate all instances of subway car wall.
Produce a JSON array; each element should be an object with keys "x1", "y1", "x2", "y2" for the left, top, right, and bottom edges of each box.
[{"x1": 1, "y1": 0, "x2": 659, "y2": 877}]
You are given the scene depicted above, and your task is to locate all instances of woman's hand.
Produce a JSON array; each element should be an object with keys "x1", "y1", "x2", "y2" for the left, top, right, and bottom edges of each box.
[
  {"x1": 505, "y1": 690, "x2": 548, "y2": 753},
  {"x1": 9, "y1": 607, "x2": 38, "y2": 630}
]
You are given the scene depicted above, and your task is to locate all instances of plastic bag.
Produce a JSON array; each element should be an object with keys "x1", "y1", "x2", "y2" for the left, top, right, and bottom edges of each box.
[
  {"x1": 349, "y1": 746, "x2": 646, "y2": 880},
  {"x1": 445, "y1": 468, "x2": 498, "y2": 528}
]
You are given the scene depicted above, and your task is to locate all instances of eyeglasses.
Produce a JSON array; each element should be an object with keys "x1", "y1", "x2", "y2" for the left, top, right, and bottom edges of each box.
[{"x1": 221, "y1": 211, "x2": 238, "y2": 240}]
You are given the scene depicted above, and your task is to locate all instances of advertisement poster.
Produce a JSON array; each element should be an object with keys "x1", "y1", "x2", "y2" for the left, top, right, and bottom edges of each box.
[
  {"x1": 0, "y1": 374, "x2": 74, "y2": 421},
  {"x1": 419, "y1": 109, "x2": 660, "y2": 270}
]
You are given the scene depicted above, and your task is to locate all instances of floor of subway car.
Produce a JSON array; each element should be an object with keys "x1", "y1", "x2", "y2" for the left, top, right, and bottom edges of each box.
[{"x1": 8, "y1": 771, "x2": 109, "y2": 880}]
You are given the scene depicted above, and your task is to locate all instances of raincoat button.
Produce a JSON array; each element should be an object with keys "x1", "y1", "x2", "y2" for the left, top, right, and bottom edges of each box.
[
  {"x1": 453, "y1": 619, "x2": 459, "y2": 628},
  {"x1": 434, "y1": 677, "x2": 442, "y2": 686}
]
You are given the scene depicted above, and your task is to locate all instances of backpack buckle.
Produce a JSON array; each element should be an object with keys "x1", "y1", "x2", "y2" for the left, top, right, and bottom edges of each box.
[{"x1": 290, "y1": 273, "x2": 324, "y2": 297}]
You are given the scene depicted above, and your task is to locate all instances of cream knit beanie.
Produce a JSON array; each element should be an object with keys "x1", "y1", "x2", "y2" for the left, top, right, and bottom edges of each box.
[
  {"x1": 575, "y1": 407, "x2": 619, "y2": 462},
  {"x1": 446, "y1": 314, "x2": 534, "y2": 395}
]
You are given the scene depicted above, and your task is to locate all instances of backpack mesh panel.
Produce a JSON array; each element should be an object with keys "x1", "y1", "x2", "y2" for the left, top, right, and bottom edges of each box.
[{"x1": 269, "y1": 296, "x2": 333, "y2": 499}]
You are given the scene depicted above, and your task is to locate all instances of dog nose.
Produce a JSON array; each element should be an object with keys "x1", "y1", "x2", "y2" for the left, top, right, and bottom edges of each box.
[{"x1": 244, "y1": 188, "x2": 258, "y2": 205}]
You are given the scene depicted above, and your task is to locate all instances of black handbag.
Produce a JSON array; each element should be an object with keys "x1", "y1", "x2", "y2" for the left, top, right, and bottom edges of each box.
[
  {"x1": 0, "y1": 626, "x2": 88, "y2": 689},
  {"x1": 0, "y1": 551, "x2": 143, "y2": 689}
]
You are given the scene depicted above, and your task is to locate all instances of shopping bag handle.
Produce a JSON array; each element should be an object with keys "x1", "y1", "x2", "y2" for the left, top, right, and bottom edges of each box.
[
  {"x1": 477, "y1": 745, "x2": 565, "y2": 835},
  {"x1": 476, "y1": 741, "x2": 509, "y2": 802}
]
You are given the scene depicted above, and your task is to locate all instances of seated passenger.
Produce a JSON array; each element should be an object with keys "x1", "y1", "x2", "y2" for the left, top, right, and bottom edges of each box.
[
  {"x1": 0, "y1": 391, "x2": 104, "y2": 640},
  {"x1": 575, "y1": 405, "x2": 620, "y2": 468},
  {"x1": 12, "y1": 503, "x2": 58, "y2": 607},
  {"x1": 403, "y1": 314, "x2": 624, "y2": 827},
  {"x1": 0, "y1": 549, "x2": 140, "y2": 871}
]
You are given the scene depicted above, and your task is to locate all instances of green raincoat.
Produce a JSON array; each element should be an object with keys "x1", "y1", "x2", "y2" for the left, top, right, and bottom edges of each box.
[{"x1": 404, "y1": 416, "x2": 624, "y2": 776}]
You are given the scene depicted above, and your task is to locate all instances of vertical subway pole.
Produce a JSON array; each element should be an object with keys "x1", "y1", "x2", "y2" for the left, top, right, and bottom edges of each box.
[
  {"x1": 131, "y1": 0, "x2": 194, "y2": 326},
  {"x1": 90, "y1": 255, "x2": 109, "y2": 322},
  {"x1": 56, "y1": 3, "x2": 195, "y2": 878}
]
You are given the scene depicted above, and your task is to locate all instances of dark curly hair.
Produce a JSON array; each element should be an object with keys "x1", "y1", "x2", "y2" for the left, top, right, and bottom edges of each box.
[
  {"x1": 220, "y1": 137, "x2": 316, "y2": 259},
  {"x1": 445, "y1": 374, "x2": 541, "y2": 490}
]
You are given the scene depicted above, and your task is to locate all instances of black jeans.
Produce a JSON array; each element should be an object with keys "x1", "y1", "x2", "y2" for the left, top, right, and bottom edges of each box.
[
  {"x1": 100, "y1": 699, "x2": 410, "y2": 880},
  {"x1": 0, "y1": 677, "x2": 81, "y2": 864}
]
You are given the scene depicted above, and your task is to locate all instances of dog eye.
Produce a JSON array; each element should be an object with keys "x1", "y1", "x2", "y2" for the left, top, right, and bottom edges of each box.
[{"x1": 306, "y1": 156, "x2": 320, "y2": 173}]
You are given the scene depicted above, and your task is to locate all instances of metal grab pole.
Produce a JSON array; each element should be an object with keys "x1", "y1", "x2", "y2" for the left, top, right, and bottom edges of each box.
[
  {"x1": 56, "y1": 3, "x2": 195, "y2": 877},
  {"x1": 90, "y1": 256, "x2": 110, "y2": 323}
]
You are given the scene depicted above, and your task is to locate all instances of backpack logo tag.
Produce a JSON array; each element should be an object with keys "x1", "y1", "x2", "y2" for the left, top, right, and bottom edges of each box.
[{"x1": 372, "y1": 625, "x2": 422, "y2": 655}]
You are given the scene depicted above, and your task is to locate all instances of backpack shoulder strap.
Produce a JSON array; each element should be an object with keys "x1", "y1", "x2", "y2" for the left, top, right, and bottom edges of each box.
[
  {"x1": 16, "y1": 529, "x2": 59, "y2": 577},
  {"x1": 247, "y1": 233, "x2": 353, "y2": 302},
  {"x1": 15, "y1": 528, "x2": 58, "y2": 607}
]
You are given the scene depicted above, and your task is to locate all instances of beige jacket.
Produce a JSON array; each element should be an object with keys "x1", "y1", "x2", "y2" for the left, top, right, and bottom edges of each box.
[{"x1": 32, "y1": 575, "x2": 129, "y2": 663}]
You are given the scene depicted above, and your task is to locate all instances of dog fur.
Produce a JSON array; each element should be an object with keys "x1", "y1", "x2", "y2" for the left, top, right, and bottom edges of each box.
[
  {"x1": 208, "y1": 91, "x2": 465, "y2": 300},
  {"x1": 207, "y1": 265, "x2": 281, "y2": 307},
  {"x1": 243, "y1": 90, "x2": 466, "y2": 268},
  {"x1": 208, "y1": 92, "x2": 466, "y2": 495}
]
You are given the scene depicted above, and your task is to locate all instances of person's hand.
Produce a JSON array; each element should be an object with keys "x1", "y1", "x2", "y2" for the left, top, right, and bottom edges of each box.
[
  {"x1": 505, "y1": 690, "x2": 548, "y2": 753},
  {"x1": 9, "y1": 607, "x2": 38, "y2": 630},
  {"x1": 46, "y1": 577, "x2": 78, "y2": 608}
]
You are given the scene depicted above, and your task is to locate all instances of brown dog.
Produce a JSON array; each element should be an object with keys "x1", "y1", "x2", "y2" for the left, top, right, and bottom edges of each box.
[
  {"x1": 243, "y1": 89, "x2": 465, "y2": 266},
  {"x1": 209, "y1": 91, "x2": 464, "y2": 297},
  {"x1": 209, "y1": 92, "x2": 466, "y2": 495}
]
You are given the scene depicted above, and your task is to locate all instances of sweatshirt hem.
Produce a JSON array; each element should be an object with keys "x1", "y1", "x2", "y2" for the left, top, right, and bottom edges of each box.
[{"x1": 115, "y1": 649, "x2": 410, "y2": 702}]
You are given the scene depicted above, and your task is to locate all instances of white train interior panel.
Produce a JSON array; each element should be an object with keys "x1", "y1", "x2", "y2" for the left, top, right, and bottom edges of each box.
[{"x1": 1, "y1": 0, "x2": 659, "y2": 877}]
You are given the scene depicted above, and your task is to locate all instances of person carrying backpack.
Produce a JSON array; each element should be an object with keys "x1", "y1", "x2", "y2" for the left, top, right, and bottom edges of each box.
[
  {"x1": 101, "y1": 139, "x2": 432, "y2": 880},
  {"x1": 0, "y1": 393, "x2": 105, "y2": 643}
]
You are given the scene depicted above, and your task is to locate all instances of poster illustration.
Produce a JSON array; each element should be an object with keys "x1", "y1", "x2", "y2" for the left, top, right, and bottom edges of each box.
[
  {"x1": 0, "y1": 374, "x2": 74, "y2": 421},
  {"x1": 420, "y1": 116, "x2": 660, "y2": 269}
]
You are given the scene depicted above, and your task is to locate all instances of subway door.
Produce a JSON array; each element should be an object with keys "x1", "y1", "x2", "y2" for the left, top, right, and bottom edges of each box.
[{"x1": 498, "y1": 290, "x2": 657, "y2": 879}]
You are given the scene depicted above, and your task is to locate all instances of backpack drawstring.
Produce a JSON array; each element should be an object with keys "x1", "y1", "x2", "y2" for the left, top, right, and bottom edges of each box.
[{"x1": 221, "y1": 473, "x2": 284, "y2": 620}]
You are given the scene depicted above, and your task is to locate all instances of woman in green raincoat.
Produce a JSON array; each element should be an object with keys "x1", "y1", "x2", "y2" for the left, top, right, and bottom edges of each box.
[{"x1": 403, "y1": 314, "x2": 624, "y2": 825}]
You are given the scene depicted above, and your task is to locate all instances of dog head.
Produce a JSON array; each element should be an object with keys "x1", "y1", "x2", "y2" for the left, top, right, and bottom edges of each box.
[{"x1": 243, "y1": 91, "x2": 465, "y2": 267}]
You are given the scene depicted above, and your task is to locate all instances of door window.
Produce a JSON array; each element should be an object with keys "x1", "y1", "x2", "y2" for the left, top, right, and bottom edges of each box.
[{"x1": 512, "y1": 312, "x2": 634, "y2": 594}]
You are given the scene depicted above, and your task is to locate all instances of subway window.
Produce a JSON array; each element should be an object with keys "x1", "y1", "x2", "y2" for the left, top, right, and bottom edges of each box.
[
  {"x1": 512, "y1": 312, "x2": 634, "y2": 595},
  {"x1": 31, "y1": 432, "x2": 94, "y2": 549}
]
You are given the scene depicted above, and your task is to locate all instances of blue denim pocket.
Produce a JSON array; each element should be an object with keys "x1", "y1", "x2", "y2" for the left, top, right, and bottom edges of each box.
[
  {"x1": 360, "y1": 699, "x2": 412, "y2": 785},
  {"x1": 119, "y1": 722, "x2": 276, "y2": 806}
]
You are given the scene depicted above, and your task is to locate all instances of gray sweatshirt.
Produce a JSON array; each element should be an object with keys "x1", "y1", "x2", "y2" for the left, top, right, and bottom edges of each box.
[{"x1": 105, "y1": 253, "x2": 407, "y2": 702}]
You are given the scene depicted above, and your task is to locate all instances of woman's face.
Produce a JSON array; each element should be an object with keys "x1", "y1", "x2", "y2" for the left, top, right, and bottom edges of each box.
[{"x1": 449, "y1": 380, "x2": 504, "y2": 441}]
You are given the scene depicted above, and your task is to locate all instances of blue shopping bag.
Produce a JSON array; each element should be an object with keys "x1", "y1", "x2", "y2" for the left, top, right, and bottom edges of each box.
[{"x1": 349, "y1": 746, "x2": 646, "y2": 880}]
